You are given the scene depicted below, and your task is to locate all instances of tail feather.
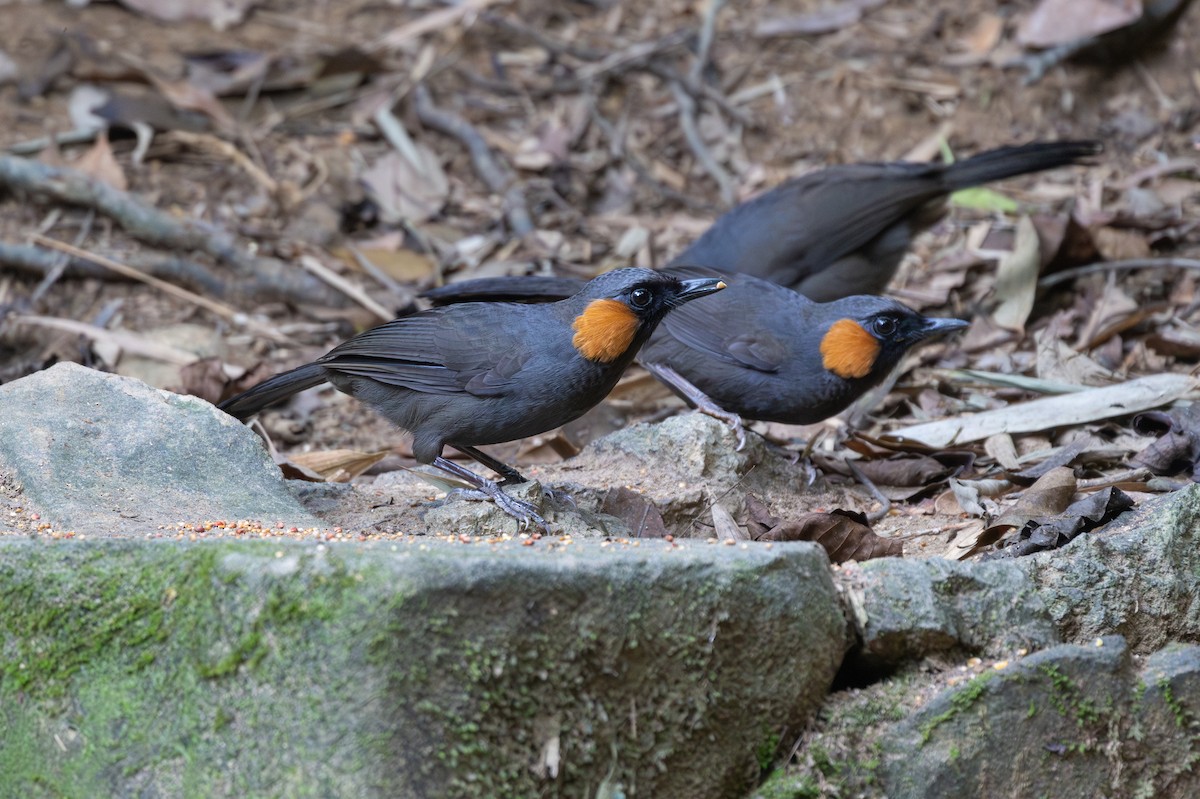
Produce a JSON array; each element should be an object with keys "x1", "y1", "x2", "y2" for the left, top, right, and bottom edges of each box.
[
  {"x1": 422, "y1": 275, "x2": 583, "y2": 306},
  {"x1": 941, "y1": 140, "x2": 1101, "y2": 190},
  {"x1": 218, "y1": 362, "x2": 327, "y2": 420}
]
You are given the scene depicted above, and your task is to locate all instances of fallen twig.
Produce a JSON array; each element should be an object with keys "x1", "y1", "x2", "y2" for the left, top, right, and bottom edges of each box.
[
  {"x1": 670, "y1": 80, "x2": 736, "y2": 206},
  {"x1": 375, "y1": 0, "x2": 508, "y2": 51},
  {"x1": 690, "y1": 0, "x2": 725, "y2": 86},
  {"x1": 412, "y1": 84, "x2": 535, "y2": 238},
  {"x1": 0, "y1": 155, "x2": 346, "y2": 307},
  {"x1": 32, "y1": 235, "x2": 287, "y2": 342},
  {"x1": 298, "y1": 255, "x2": 394, "y2": 322},
  {"x1": 10, "y1": 314, "x2": 200, "y2": 365},
  {"x1": 1040, "y1": 258, "x2": 1200, "y2": 287}
]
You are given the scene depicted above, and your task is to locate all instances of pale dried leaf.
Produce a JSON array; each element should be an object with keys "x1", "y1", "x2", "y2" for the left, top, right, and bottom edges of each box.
[
  {"x1": 288, "y1": 449, "x2": 389, "y2": 482},
  {"x1": 1017, "y1": 0, "x2": 1142, "y2": 48},
  {"x1": 948, "y1": 477, "x2": 988, "y2": 516},
  {"x1": 985, "y1": 434, "x2": 1021, "y2": 470},
  {"x1": 887, "y1": 374, "x2": 1197, "y2": 449},
  {"x1": 362, "y1": 148, "x2": 449, "y2": 224},
  {"x1": 711, "y1": 503, "x2": 747, "y2": 541},
  {"x1": 118, "y1": 0, "x2": 259, "y2": 30},
  {"x1": 1034, "y1": 328, "x2": 1120, "y2": 387},
  {"x1": 990, "y1": 215, "x2": 1041, "y2": 333}
]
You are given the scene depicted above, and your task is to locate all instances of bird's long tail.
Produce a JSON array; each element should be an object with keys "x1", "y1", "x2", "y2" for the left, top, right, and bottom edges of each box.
[
  {"x1": 218, "y1": 363, "x2": 327, "y2": 420},
  {"x1": 941, "y1": 140, "x2": 1102, "y2": 190},
  {"x1": 422, "y1": 275, "x2": 582, "y2": 306}
]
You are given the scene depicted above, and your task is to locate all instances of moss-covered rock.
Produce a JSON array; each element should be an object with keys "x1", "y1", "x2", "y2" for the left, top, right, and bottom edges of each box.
[{"x1": 0, "y1": 537, "x2": 848, "y2": 798}]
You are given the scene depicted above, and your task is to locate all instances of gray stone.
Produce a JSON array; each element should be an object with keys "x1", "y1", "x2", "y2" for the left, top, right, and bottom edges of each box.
[
  {"x1": 756, "y1": 637, "x2": 1200, "y2": 799},
  {"x1": 880, "y1": 637, "x2": 1132, "y2": 799},
  {"x1": 0, "y1": 536, "x2": 848, "y2": 799},
  {"x1": 0, "y1": 362, "x2": 320, "y2": 532},
  {"x1": 578, "y1": 413, "x2": 793, "y2": 531},
  {"x1": 842, "y1": 556, "x2": 1061, "y2": 668},
  {"x1": 1019, "y1": 483, "x2": 1200, "y2": 653}
]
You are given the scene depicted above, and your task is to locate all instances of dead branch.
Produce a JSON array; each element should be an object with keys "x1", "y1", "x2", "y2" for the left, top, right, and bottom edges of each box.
[
  {"x1": 412, "y1": 84, "x2": 535, "y2": 238},
  {"x1": 588, "y1": 106, "x2": 712, "y2": 213},
  {"x1": 670, "y1": 80, "x2": 736, "y2": 206},
  {"x1": 1039, "y1": 258, "x2": 1200, "y2": 287},
  {"x1": 0, "y1": 154, "x2": 347, "y2": 307}
]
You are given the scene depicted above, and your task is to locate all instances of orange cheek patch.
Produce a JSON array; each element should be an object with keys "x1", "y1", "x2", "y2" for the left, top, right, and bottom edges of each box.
[
  {"x1": 572, "y1": 299, "x2": 640, "y2": 363},
  {"x1": 820, "y1": 319, "x2": 880, "y2": 379}
]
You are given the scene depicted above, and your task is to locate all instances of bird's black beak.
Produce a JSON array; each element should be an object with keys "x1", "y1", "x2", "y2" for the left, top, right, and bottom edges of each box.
[
  {"x1": 918, "y1": 317, "x2": 970, "y2": 339},
  {"x1": 671, "y1": 277, "x2": 727, "y2": 306}
]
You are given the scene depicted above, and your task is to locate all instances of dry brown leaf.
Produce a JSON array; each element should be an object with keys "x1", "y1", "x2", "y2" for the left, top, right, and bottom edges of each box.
[
  {"x1": 746, "y1": 494, "x2": 901, "y2": 562},
  {"x1": 288, "y1": 449, "x2": 389, "y2": 483},
  {"x1": 1034, "y1": 326, "x2": 1120, "y2": 387},
  {"x1": 959, "y1": 467, "x2": 1077, "y2": 558},
  {"x1": 337, "y1": 247, "x2": 437, "y2": 282},
  {"x1": 990, "y1": 216, "x2": 1041, "y2": 333},
  {"x1": 1078, "y1": 280, "x2": 1139, "y2": 347},
  {"x1": 599, "y1": 487, "x2": 667, "y2": 538},
  {"x1": 962, "y1": 13, "x2": 1004, "y2": 54},
  {"x1": 362, "y1": 148, "x2": 449, "y2": 224},
  {"x1": 72, "y1": 131, "x2": 127, "y2": 191},
  {"x1": 850, "y1": 454, "x2": 956, "y2": 488}
]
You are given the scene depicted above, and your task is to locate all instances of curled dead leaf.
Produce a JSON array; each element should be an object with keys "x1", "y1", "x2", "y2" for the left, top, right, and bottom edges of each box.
[
  {"x1": 746, "y1": 494, "x2": 901, "y2": 562},
  {"x1": 286, "y1": 449, "x2": 389, "y2": 483}
]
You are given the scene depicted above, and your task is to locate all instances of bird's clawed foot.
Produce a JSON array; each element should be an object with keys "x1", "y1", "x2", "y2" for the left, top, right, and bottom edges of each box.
[
  {"x1": 434, "y1": 455, "x2": 549, "y2": 531},
  {"x1": 541, "y1": 485, "x2": 577, "y2": 510},
  {"x1": 450, "y1": 484, "x2": 549, "y2": 531},
  {"x1": 696, "y1": 406, "x2": 747, "y2": 451}
]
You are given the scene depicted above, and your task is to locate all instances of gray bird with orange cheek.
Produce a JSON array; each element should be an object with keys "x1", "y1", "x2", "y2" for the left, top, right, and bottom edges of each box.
[
  {"x1": 218, "y1": 267, "x2": 725, "y2": 529},
  {"x1": 424, "y1": 266, "x2": 967, "y2": 448}
]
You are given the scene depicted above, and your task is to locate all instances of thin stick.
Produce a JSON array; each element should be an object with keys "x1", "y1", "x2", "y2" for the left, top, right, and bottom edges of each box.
[
  {"x1": 163, "y1": 130, "x2": 279, "y2": 194},
  {"x1": 33, "y1": 234, "x2": 243, "y2": 321},
  {"x1": 1039, "y1": 258, "x2": 1200, "y2": 287},
  {"x1": 690, "y1": 0, "x2": 725, "y2": 85},
  {"x1": 11, "y1": 314, "x2": 200, "y2": 364},
  {"x1": 298, "y1": 255, "x2": 394, "y2": 322},
  {"x1": 670, "y1": 81, "x2": 736, "y2": 206},
  {"x1": 846, "y1": 460, "x2": 891, "y2": 523},
  {"x1": 412, "y1": 84, "x2": 534, "y2": 238}
]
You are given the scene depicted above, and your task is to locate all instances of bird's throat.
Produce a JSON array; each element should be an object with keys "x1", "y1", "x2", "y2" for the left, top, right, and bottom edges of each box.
[
  {"x1": 572, "y1": 299, "x2": 640, "y2": 363},
  {"x1": 820, "y1": 319, "x2": 880, "y2": 379}
]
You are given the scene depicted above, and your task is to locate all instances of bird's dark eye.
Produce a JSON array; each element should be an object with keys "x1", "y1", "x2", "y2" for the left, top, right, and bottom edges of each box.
[
  {"x1": 629, "y1": 287, "x2": 653, "y2": 309},
  {"x1": 872, "y1": 316, "x2": 897, "y2": 337}
]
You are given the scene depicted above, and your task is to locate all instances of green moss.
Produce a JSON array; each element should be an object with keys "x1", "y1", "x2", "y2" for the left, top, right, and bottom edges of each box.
[
  {"x1": 0, "y1": 541, "x2": 390, "y2": 797},
  {"x1": 1157, "y1": 677, "x2": 1188, "y2": 729},
  {"x1": 919, "y1": 671, "x2": 996, "y2": 744},
  {"x1": 757, "y1": 730, "x2": 782, "y2": 772},
  {"x1": 1039, "y1": 664, "x2": 1103, "y2": 728}
]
